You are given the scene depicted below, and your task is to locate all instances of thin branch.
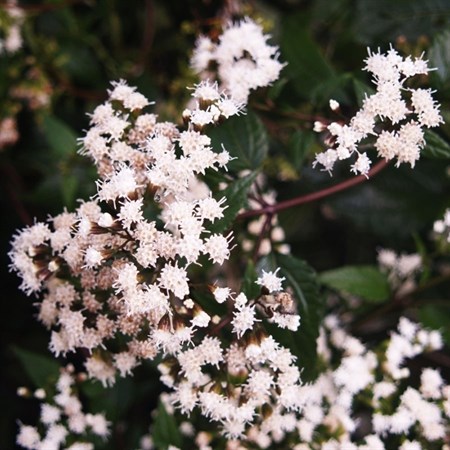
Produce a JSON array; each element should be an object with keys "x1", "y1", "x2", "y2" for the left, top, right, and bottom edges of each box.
[
  {"x1": 237, "y1": 159, "x2": 389, "y2": 220},
  {"x1": 252, "y1": 101, "x2": 330, "y2": 124},
  {"x1": 131, "y1": 0, "x2": 155, "y2": 76}
]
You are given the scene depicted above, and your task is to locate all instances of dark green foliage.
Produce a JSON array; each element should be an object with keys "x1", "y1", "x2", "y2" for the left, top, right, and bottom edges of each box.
[
  {"x1": 260, "y1": 253, "x2": 324, "y2": 381},
  {"x1": 208, "y1": 110, "x2": 269, "y2": 172},
  {"x1": 13, "y1": 347, "x2": 60, "y2": 389},
  {"x1": 152, "y1": 401, "x2": 183, "y2": 449},
  {"x1": 319, "y1": 265, "x2": 391, "y2": 303},
  {"x1": 2, "y1": 0, "x2": 450, "y2": 448},
  {"x1": 210, "y1": 173, "x2": 257, "y2": 234}
]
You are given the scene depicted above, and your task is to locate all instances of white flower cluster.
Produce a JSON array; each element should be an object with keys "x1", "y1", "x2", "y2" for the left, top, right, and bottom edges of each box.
[
  {"x1": 10, "y1": 78, "x2": 303, "y2": 442},
  {"x1": 191, "y1": 18, "x2": 284, "y2": 103},
  {"x1": 377, "y1": 248, "x2": 422, "y2": 293},
  {"x1": 314, "y1": 47, "x2": 443, "y2": 176},
  {"x1": 154, "y1": 316, "x2": 449, "y2": 449},
  {"x1": 16, "y1": 365, "x2": 109, "y2": 450},
  {"x1": 183, "y1": 80, "x2": 245, "y2": 129},
  {"x1": 433, "y1": 208, "x2": 450, "y2": 243},
  {"x1": 152, "y1": 270, "x2": 302, "y2": 439},
  {"x1": 9, "y1": 80, "x2": 239, "y2": 382},
  {"x1": 265, "y1": 316, "x2": 447, "y2": 449},
  {"x1": 162, "y1": 333, "x2": 304, "y2": 441},
  {"x1": 0, "y1": 0, "x2": 24, "y2": 54}
]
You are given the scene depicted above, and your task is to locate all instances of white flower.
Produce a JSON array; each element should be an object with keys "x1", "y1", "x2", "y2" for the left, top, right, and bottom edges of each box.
[
  {"x1": 329, "y1": 99, "x2": 340, "y2": 111},
  {"x1": 350, "y1": 152, "x2": 371, "y2": 176},
  {"x1": 17, "y1": 425, "x2": 41, "y2": 449},
  {"x1": 420, "y1": 368, "x2": 443, "y2": 399},
  {"x1": 191, "y1": 311, "x2": 210, "y2": 328},
  {"x1": 158, "y1": 263, "x2": 190, "y2": 299},
  {"x1": 114, "y1": 352, "x2": 138, "y2": 377},
  {"x1": 85, "y1": 357, "x2": 116, "y2": 387},
  {"x1": 232, "y1": 304, "x2": 258, "y2": 338},
  {"x1": 84, "y1": 247, "x2": 104, "y2": 268},
  {"x1": 196, "y1": 196, "x2": 227, "y2": 222},
  {"x1": 212, "y1": 286, "x2": 231, "y2": 304},
  {"x1": 40, "y1": 404, "x2": 61, "y2": 425},
  {"x1": 256, "y1": 268, "x2": 285, "y2": 292},
  {"x1": 203, "y1": 234, "x2": 231, "y2": 264},
  {"x1": 117, "y1": 198, "x2": 144, "y2": 230},
  {"x1": 85, "y1": 413, "x2": 110, "y2": 437}
]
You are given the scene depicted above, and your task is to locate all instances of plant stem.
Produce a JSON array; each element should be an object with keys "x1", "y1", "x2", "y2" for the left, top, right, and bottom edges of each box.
[{"x1": 238, "y1": 159, "x2": 389, "y2": 220}]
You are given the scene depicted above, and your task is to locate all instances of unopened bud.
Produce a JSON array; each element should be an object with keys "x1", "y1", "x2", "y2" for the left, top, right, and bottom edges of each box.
[
  {"x1": 182, "y1": 109, "x2": 191, "y2": 125},
  {"x1": 329, "y1": 99, "x2": 340, "y2": 111},
  {"x1": 34, "y1": 388, "x2": 46, "y2": 399},
  {"x1": 48, "y1": 260, "x2": 60, "y2": 272},
  {"x1": 313, "y1": 121, "x2": 326, "y2": 132},
  {"x1": 17, "y1": 387, "x2": 30, "y2": 397}
]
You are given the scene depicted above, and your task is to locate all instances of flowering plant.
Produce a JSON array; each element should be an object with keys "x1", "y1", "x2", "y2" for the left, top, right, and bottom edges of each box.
[{"x1": 2, "y1": 2, "x2": 450, "y2": 450}]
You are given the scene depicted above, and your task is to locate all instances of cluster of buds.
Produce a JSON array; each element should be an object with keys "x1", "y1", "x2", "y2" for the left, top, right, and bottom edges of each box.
[
  {"x1": 191, "y1": 18, "x2": 284, "y2": 103},
  {"x1": 314, "y1": 47, "x2": 443, "y2": 176}
]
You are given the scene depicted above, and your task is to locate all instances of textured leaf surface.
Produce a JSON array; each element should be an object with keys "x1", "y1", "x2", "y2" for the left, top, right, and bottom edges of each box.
[
  {"x1": 319, "y1": 265, "x2": 390, "y2": 302},
  {"x1": 210, "y1": 173, "x2": 257, "y2": 233},
  {"x1": 429, "y1": 29, "x2": 450, "y2": 85},
  {"x1": 152, "y1": 400, "x2": 182, "y2": 449},
  {"x1": 324, "y1": 161, "x2": 449, "y2": 238},
  {"x1": 259, "y1": 253, "x2": 324, "y2": 381},
  {"x1": 422, "y1": 129, "x2": 450, "y2": 159},
  {"x1": 280, "y1": 14, "x2": 337, "y2": 102},
  {"x1": 208, "y1": 110, "x2": 268, "y2": 172},
  {"x1": 241, "y1": 260, "x2": 260, "y2": 299},
  {"x1": 354, "y1": 0, "x2": 450, "y2": 43}
]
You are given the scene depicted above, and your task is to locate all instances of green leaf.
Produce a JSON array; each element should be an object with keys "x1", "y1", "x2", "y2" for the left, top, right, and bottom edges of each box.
[
  {"x1": 61, "y1": 173, "x2": 79, "y2": 210},
  {"x1": 268, "y1": 77, "x2": 289, "y2": 101},
  {"x1": 259, "y1": 253, "x2": 324, "y2": 381},
  {"x1": 352, "y1": 78, "x2": 375, "y2": 108},
  {"x1": 152, "y1": 400, "x2": 182, "y2": 450},
  {"x1": 42, "y1": 115, "x2": 78, "y2": 157},
  {"x1": 209, "y1": 172, "x2": 257, "y2": 233},
  {"x1": 280, "y1": 14, "x2": 337, "y2": 102},
  {"x1": 288, "y1": 130, "x2": 315, "y2": 171},
  {"x1": 422, "y1": 129, "x2": 450, "y2": 159},
  {"x1": 353, "y1": 0, "x2": 450, "y2": 44},
  {"x1": 81, "y1": 376, "x2": 134, "y2": 421},
  {"x1": 429, "y1": 29, "x2": 450, "y2": 85},
  {"x1": 241, "y1": 260, "x2": 260, "y2": 299},
  {"x1": 418, "y1": 304, "x2": 450, "y2": 347},
  {"x1": 13, "y1": 347, "x2": 60, "y2": 388},
  {"x1": 325, "y1": 161, "x2": 449, "y2": 239},
  {"x1": 59, "y1": 42, "x2": 103, "y2": 85},
  {"x1": 319, "y1": 265, "x2": 390, "y2": 302},
  {"x1": 207, "y1": 110, "x2": 269, "y2": 172}
]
